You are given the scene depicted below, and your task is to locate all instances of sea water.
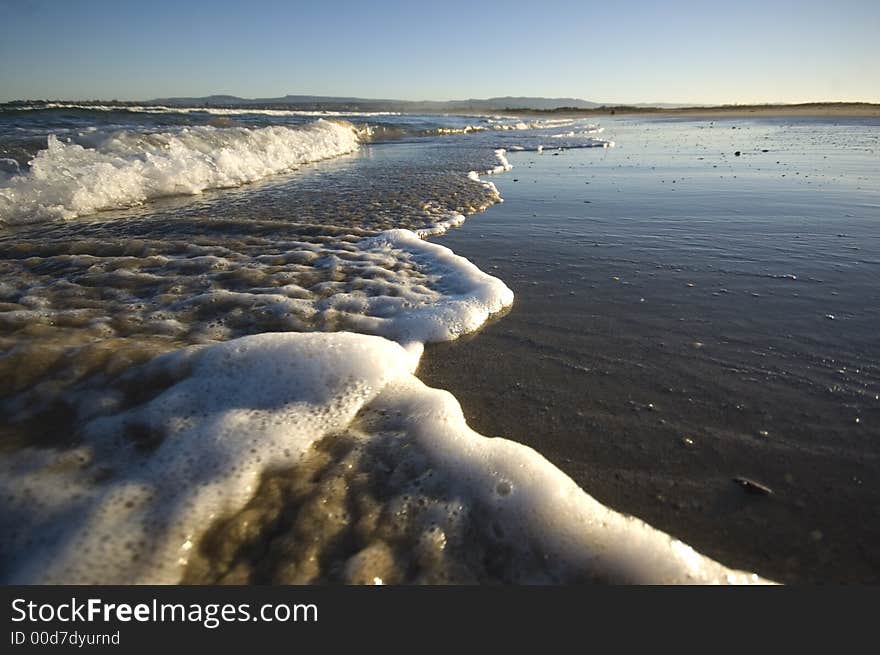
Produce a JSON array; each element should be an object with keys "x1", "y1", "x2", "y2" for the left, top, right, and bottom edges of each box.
[
  {"x1": 425, "y1": 115, "x2": 880, "y2": 583},
  {"x1": 1, "y1": 104, "x2": 875, "y2": 583}
]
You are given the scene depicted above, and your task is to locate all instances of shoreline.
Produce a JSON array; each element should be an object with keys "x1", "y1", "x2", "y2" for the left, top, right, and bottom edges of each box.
[
  {"x1": 418, "y1": 123, "x2": 880, "y2": 584},
  {"x1": 7, "y1": 100, "x2": 878, "y2": 119},
  {"x1": 477, "y1": 103, "x2": 880, "y2": 119}
]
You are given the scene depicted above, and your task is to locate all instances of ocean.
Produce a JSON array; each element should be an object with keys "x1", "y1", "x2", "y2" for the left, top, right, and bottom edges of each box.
[{"x1": 0, "y1": 104, "x2": 877, "y2": 583}]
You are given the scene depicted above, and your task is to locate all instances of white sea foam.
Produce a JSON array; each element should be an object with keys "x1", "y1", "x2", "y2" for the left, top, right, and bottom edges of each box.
[
  {"x1": 431, "y1": 125, "x2": 488, "y2": 135},
  {"x1": 489, "y1": 148, "x2": 512, "y2": 173},
  {"x1": 414, "y1": 212, "x2": 466, "y2": 236},
  {"x1": 0, "y1": 224, "x2": 513, "y2": 356},
  {"x1": 8, "y1": 103, "x2": 402, "y2": 118},
  {"x1": 485, "y1": 117, "x2": 576, "y2": 130},
  {"x1": 468, "y1": 149, "x2": 512, "y2": 182},
  {"x1": 425, "y1": 118, "x2": 582, "y2": 136},
  {"x1": 550, "y1": 126, "x2": 605, "y2": 137},
  {"x1": 331, "y1": 229, "x2": 515, "y2": 343},
  {"x1": 367, "y1": 372, "x2": 770, "y2": 584},
  {"x1": 0, "y1": 119, "x2": 361, "y2": 224},
  {"x1": 0, "y1": 331, "x2": 770, "y2": 584},
  {"x1": 0, "y1": 332, "x2": 417, "y2": 583}
]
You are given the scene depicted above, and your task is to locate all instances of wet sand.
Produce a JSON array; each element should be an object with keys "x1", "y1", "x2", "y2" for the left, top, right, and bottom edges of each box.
[
  {"x1": 419, "y1": 116, "x2": 880, "y2": 583},
  {"x1": 516, "y1": 103, "x2": 880, "y2": 119}
]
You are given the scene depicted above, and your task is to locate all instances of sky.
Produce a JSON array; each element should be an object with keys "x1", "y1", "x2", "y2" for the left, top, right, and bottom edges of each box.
[{"x1": 1, "y1": 0, "x2": 878, "y2": 104}]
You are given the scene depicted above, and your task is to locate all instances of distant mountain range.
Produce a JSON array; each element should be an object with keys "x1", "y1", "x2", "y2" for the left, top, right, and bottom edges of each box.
[
  {"x1": 145, "y1": 95, "x2": 612, "y2": 112},
  {"x1": 8, "y1": 95, "x2": 872, "y2": 115}
]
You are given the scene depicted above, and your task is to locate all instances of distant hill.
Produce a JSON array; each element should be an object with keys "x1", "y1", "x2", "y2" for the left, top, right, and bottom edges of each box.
[
  {"x1": 442, "y1": 97, "x2": 600, "y2": 111},
  {"x1": 9, "y1": 96, "x2": 876, "y2": 117},
  {"x1": 148, "y1": 94, "x2": 255, "y2": 106},
  {"x1": 146, "y1": 94, "x2": 602, "y2": 112},
  {"x1": 150, "y1": 94, "x2": 395, "y2": 108}
]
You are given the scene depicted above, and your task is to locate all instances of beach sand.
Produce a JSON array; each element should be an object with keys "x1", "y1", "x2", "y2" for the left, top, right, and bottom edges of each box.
[
  {"x1": 419, "y1": 117, "x2": 880, "y2": 583},
  {"x1": 516, "y1": 103, "x2": 880, "y2": 119}
]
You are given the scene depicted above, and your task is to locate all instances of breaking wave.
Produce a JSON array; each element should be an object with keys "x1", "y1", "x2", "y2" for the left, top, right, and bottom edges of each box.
[{"x1": 0, "y1": 120, "x2": 362, "y2": 224}]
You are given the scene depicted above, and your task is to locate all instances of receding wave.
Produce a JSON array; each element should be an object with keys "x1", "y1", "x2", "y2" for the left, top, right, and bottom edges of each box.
[
  {"x1": 0, "y1": 119, "x2": 362, "y2": 224},
  {"x1": 1, "y1": 329, "x2": 769, "y2": 584}
]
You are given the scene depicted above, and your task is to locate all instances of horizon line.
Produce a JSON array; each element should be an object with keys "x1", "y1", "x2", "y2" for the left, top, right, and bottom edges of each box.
[{"x1": 3, "y1": 95, "x2": 880, "y2": 108}]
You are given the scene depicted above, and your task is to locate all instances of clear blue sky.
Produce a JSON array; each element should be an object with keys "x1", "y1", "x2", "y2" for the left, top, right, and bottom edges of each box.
[{"x1": 1, "y1": 0, "x2": 878, "y2": 104}]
